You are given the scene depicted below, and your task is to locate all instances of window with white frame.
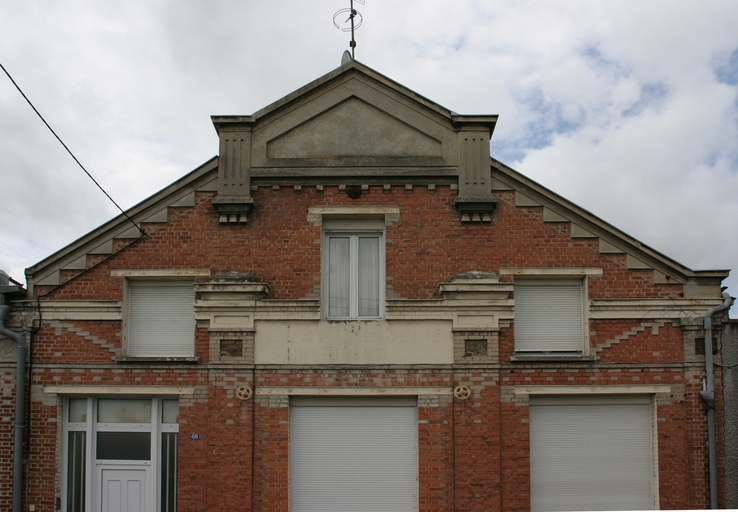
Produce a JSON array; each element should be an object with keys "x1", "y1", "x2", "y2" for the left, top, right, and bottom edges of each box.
[
  {"x1": 514, "y1": 279, "x2": 585, "y2": 354},
  {"x1": 63, "y1": 396, "x2": 179, "y2": 512},
  {"x1": 127, "y1": 280, "x2": 196, "y2": 357},
  {"x1": 324, "y1": 218, "x2": 384, "y2": 319}
]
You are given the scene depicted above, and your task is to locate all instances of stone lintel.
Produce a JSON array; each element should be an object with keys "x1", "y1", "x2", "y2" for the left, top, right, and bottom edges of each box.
[
  {"x1": 514, "y1": 385, "x2": 671, "y2": 396},
  {"x1": 44, "y1": 385, "x2": 196, "y2": 395},
  {"x1": 111, "y1": 269, "x2": 211, "y2": 278},
  {"x1": 40, "y1": 300, "x2": 122, "y2": 321},
  {"x1": 439, "y1": 282, "x2": 513, "y2": 300},
  {"x1": 256, "y1": 386, "x2": 452, "y2": 396},
  {"x1": 196, "y1": 281, "x2": 269, "y2": 302},
  {"x1": 590, "y1": 298, "x2": 720, "y2": 319}
]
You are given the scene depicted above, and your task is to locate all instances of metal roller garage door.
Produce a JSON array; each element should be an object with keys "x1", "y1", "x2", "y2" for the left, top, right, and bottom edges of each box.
[
  {"x1": 529, "y1": 395, "x2": 655, "y2": 511},
  {"x1": 289, "y1": 396, "x2": 418, "y2": 511}
]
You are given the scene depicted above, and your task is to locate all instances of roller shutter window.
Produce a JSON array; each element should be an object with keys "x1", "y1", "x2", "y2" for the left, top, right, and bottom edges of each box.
[
  {"x1": 128, "y1": 281, "x2": 195, "y2": 357},
  {"x1": 529, "y1": 395, "x2": 655, "y2": 511},
  {"x1": 290, "y1": 396, "x2": 418, "y2": 511},
  {"x1": 515, "y1": 279, "x2": 584, "y2": 353}
]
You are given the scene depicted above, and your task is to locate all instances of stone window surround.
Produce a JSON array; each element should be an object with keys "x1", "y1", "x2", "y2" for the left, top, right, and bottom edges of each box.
[
  {"x1": 501, "y1": 268, "x2": 602, "y2": 360},
  {"x1": 111, "y1": 269, "x2": 210, "y2": 362}
]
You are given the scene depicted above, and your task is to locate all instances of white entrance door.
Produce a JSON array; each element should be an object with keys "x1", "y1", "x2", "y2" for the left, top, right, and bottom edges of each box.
[{"x1": 100, "y1": 469, "x2": 147, "y2": 512}]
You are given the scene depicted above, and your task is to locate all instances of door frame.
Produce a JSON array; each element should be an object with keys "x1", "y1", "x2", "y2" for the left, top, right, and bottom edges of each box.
[{"x1": 61, "y1": 396, "x2": 179, "y2": 512}]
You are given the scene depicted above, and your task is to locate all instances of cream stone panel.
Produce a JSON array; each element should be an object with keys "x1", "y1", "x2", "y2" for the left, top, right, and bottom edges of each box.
[
  {"x1": 514, "y1": 385, "x2": 671, "y2": 396},
  {"x1": 267, "y1": 98, "x2": 442, "y2": 159},
  {"x1": 251, "y1": 76, "x2": 458, "y2": 167},
  {"x1": 254, "y1": 319, "x2": 452, "y2": 364},
  {"x1": 257, "y1": 387, "x2": 451, "y2": 396},
  {"x1": 44, "y1": 386, "x2": 196, "y2": 395}
]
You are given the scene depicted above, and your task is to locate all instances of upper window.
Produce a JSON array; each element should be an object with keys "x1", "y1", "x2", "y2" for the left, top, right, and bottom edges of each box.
[
  {"x1": 326, "y1": 233, "x2": 383, "y2": 318},
  {"x1": 127, "y1": 280, "x2": 196, "y2": 357},
  {"x1": 514, "y1": 279, "x2": 585, "y2": 354},
  {"x1": 323, "y1": 216, "x2": 385, "y2": 319}
]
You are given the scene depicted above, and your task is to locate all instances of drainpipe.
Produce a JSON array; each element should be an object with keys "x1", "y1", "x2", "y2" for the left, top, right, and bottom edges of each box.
[
  {"x1": 0, "y1": 271, "x2": 26, "y2": 512},
  {"x1": 700, "y1": 288, "x2": 735, "y2": 509}
]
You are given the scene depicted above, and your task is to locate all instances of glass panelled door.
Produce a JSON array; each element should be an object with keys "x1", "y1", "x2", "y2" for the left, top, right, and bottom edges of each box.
[{"x1": 62, "y1": 397, "x2": 179, "y2": 512}]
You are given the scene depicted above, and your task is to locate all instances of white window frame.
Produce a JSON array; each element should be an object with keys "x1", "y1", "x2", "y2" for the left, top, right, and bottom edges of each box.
[
  {"x1": 504, "y1": 269, "x2": 599, "y2": 356},
  {"x1": 323, "y1": 218, "x2": 385, "y2": 320},
  {"x1": 123, "y1": 279, "x2": 196, "y2": 358},
  {"x1": 61, "y1": 396, "x2": 180, "y2": 512}
]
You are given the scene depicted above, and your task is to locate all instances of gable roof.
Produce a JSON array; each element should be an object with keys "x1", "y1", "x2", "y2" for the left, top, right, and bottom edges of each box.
[
  {"x1": 25, "y1": 158, "x2": 218, "y2": 294},
  {"x1": 489, "y1": 159, "x2": 728, "y2": 295},
  {"x1": 24, "y1": 60, "x2": 728, "y2": 298}
]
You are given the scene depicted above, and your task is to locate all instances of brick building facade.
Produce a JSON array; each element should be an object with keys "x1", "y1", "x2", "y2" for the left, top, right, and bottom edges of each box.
[{"x1": 0, "y1": 59, "x2": 732, "y2": 511}]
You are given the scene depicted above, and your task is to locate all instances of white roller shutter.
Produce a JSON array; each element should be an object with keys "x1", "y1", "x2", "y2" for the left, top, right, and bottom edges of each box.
[
  {"x1": 515, "y1": 280, "x2": 584, "y2": 352},
  {"x1": 290, "y1": 397, "x2": 418, "y2": 511},
  {"x1": 529, "y1": 395, "x2": 655, "y2": 511},
  {"x1": 128, "y1": 281, "x2": 195, "y2": 357}
]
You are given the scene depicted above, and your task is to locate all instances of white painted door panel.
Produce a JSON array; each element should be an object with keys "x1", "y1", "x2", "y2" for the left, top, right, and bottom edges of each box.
[{"x1": 100, "y1": 469, "x2": 147, "y2": 512}]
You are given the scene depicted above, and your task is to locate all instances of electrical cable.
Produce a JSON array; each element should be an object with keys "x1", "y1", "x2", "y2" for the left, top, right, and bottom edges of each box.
[
  {"x1": 0, "y1": 61, "x2": 145, "y2": 236},
  {"x1": 716, "y1": 362, "x2": 738, "y2": 369}
]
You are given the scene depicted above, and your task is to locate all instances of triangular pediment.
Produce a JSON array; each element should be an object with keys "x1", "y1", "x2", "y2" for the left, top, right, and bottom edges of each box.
[
  {"x1": 266, "y1": 97, "x2": 442, "y2": 160},
  {"x1": 243, "y1": 66, "x2": 462, "y2": 168}
]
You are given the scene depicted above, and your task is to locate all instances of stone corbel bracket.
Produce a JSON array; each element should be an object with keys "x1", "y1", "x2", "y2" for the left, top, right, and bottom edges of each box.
[
  {"x1": 438, "y1": 271, "x2": 514, "y2": 331},
  {"x1": 211, "y1": 195, "x2": 254, "y2": 224},
  {"x1": 194, "y1": 273, "x2": 270, "y2": 331}
]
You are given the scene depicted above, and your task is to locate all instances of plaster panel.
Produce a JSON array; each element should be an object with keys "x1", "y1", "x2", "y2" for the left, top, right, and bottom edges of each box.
[
  {"x1": 0, "y1": 339, "x2": 15, "y2": 360},
  {"x1": 254, "y1": 319, "x2": 452, "y2": 364},
  {"x1": 267, "y1": 98, "x2": 441, "y2": 159}
]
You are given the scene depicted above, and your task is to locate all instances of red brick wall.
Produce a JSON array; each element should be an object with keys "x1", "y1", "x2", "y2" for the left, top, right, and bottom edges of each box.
[
  {"x1": 8, "y1": 183, "x2": 719, "y2": 511},
  {"x1": 0, "y1": 369, "x2": 16, "y2": 511},
  {"x1": 37, "y1": 187, "x2": 683, "y2": 302},
  {"x1": 6, "y1": 364, "x2": 719, "y2": 511}
]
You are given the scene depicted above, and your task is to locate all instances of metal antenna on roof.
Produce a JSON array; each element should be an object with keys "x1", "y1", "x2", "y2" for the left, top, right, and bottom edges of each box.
[{"x1": 333, "y1": 0, "x2": 364, "y2": 59}]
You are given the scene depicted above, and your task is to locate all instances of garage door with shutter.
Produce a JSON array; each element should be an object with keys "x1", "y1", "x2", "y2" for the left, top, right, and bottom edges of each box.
[
  {"x1": 289, "y1": 396, "x2": 418, "y2": 512},
  {"x1": 529, "y1": 395, "x2": 655, "y2": 511}
]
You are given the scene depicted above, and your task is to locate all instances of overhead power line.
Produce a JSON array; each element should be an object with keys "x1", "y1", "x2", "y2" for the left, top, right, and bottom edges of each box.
[{"x1": 0, "y1": 61, "x2": 145, "y2": 236}]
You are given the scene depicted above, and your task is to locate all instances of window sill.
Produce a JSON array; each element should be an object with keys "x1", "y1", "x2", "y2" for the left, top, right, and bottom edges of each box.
[
  {"x1": 510, "y1": 354, "x2": 596, "y2": 363},
  {"x1": 115, "y1": 356, "x2": 199, "y2": 364}
]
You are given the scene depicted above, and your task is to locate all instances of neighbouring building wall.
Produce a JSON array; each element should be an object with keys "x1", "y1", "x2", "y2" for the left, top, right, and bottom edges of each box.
[
  {"x1": 724, "y1": 319, "x2": 738, "y2": 508},
  {"x1": 0, "y1": 303, "x2": 32, "y2": 512}
]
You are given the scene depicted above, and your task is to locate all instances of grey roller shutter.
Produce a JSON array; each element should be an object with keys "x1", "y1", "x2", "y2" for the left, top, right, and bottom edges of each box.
[
  {"x1": 529, "y1": 395, "x2": 655, "y2": 511},
  {"x1": 128, "y1": 281, "x2": 195, "y2": 357},
  {"x1": 290, "y1": 399, "x2": 418, "y2": 511},
  {"x1": 515, "y1": 280, "x2": 584, "y2": 352}
]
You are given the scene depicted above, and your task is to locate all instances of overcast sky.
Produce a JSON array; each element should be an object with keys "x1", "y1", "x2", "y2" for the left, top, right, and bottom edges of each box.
[{"x1": 1, "y1": 1, "x2": 737, "y2": 314}]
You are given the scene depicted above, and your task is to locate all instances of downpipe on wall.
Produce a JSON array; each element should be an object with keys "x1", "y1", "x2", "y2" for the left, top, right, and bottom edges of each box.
[
  {"x1": 700, "y1": 288, "x2": 735, "y2": 509},
  {"x1": 0, "y1": 271, "x2": 26, "y2": 512}
]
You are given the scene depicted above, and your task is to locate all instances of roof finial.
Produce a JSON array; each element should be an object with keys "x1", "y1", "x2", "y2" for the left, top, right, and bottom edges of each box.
[
  {"x1": 341, "y1": 50, "x2": 352, "y2": 66},
  {"x1": 333, "y1": 0, "x2": 365, "y2": 60}
]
